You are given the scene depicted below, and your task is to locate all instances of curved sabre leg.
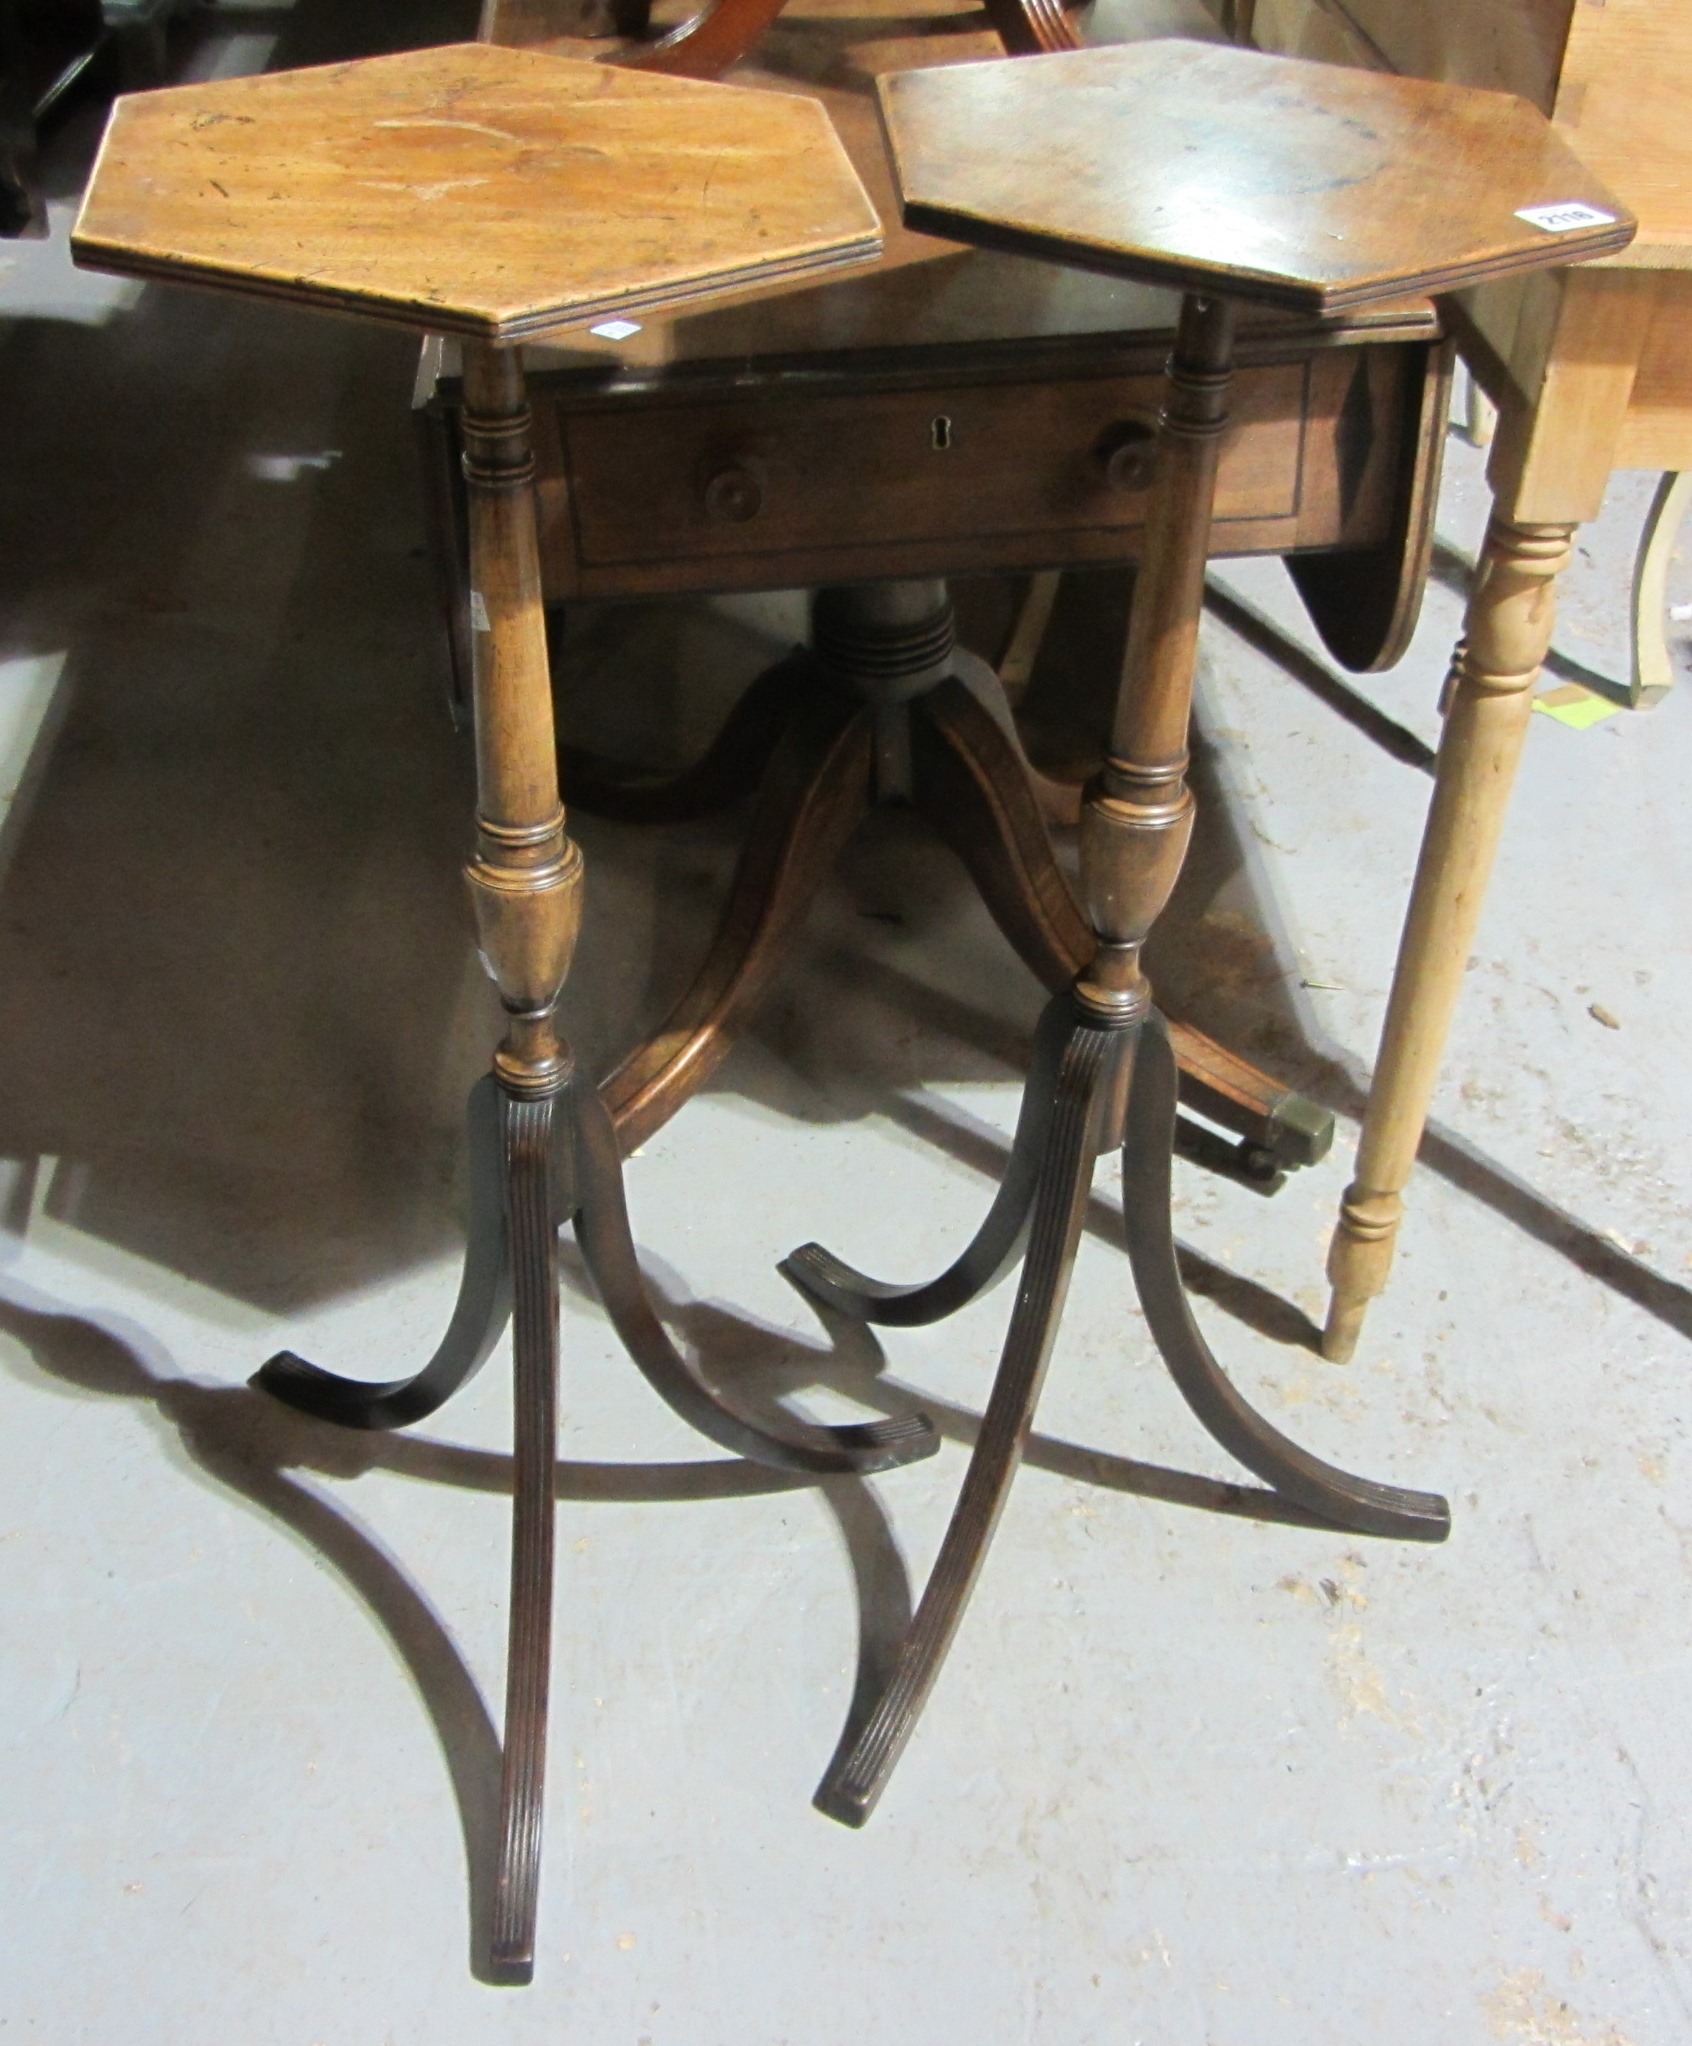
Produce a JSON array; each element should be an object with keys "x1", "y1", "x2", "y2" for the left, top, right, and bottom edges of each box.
[
  {"x1": 601, "y1": 679, "x2": 872, "y2": 1155},
  {"x1": 782, "y1": 992, "x2": 1072, "y2": 1327},
  {"x1": 1123, "y1": 1012, "x2": 1449, "y2": 1542},
  {"x1": 252, "y1": 1074, "x2": 513, "y2": 1431},
  {"x1": 815, "y1": 1019, "x2": 1119, "y2": 1826},
  {"x1": 569, "y1": 1076, "x2": 937, "y2": 1476},
  {"x1": 610, "y1": 0, "x2": 790, "y2": 74},
  {"x1": 560, "y1": 651, "x2": 805, "y2": 826},
  {"x1": 488, "y1": 1089, "x2": 562, "y2": 1986},
  {"x1": 909, "y1": 672, "x2": 1090, "y2": 993}
]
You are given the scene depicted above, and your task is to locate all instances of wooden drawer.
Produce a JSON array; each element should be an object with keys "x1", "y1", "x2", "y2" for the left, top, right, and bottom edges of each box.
[
  {"x1": 562, "y1": 362, "x2": 1302, "y2": 564},
  {"x1": 514, "y1": 338, "x2": 1428, "y2": 600}
]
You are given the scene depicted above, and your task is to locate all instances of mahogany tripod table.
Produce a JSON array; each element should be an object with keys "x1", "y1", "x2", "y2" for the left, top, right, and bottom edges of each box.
[
  {"x1": 70, "y1": 42, "x2": 946, "y2": 1983},
  {"x1": 779, "y1": 39, "x2": 1635, "y2": 1825}
]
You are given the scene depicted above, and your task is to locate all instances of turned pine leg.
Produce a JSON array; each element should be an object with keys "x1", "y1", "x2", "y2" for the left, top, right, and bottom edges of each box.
[
  {"x1": 459, "y1": 340, "x2": 584, "y2": 1985},
  {"x1": 1323, "y1": 515, "x2": 1575, "y2": 1363}
]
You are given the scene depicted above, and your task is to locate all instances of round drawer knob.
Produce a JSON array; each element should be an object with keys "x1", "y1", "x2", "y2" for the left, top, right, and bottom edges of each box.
[
  {"x1": 702, "y1": 459, "x2": 766, "y2": 524},
  {"x1": 1097, "y1": 420, "x2": 1159, "y2": 494}
]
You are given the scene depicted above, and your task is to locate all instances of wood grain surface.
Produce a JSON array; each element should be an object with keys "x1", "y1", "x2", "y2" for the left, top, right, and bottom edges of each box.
[
  {"x1": 481, "y1": 0, "x2": 1443, "y2": 365},
  {"x1": 71, "y1": 42, "x2": 881, "y2": 337},
  {"x1": 877, "y1": 39, "x2": 1635, "y2": 312},
  {"x1": 518, "y1": 338, "x2": 1430, "y2": 597}
]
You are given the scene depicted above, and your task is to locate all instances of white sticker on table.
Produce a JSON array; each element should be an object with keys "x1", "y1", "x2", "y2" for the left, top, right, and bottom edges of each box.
[{"x1": 1515, "y1": 201, "x2": 1618, "y2": 233}]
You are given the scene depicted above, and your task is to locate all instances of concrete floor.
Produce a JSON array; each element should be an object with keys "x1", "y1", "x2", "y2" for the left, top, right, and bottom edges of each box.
[{"x1": 5, "y1": 11, "x2": 1692, "y2": 2043}]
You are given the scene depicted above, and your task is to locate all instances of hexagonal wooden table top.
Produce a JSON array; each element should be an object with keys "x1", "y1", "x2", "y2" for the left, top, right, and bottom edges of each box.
[
  {"x1": 878, "y1": 41, "x2": 1635, "y2": 313},
  {"x1": 71, "y1": 43, "x2": 882, "y2": 339}
]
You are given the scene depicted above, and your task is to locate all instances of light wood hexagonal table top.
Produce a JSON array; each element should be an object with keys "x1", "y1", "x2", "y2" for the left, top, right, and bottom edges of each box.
[{"x1": 73, "y1": 42, "x2": 881, "y2": 338}]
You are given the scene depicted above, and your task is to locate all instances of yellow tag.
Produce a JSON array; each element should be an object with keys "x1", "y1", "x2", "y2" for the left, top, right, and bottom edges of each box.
[{"x1": 1533, "y1": 683, "x2": 1620, "y2": 730}]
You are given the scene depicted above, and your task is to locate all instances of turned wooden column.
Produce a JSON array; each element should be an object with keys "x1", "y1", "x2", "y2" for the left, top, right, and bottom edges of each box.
[
  {"x1": 460, "y1": 337, "x2": 585, "y2": 1979},
  {"x1": 462, "y1": 340, "x2": 584, "y2": 1101},
  {"x1": 1075, "y1": 294, "x2": 1236, "y2": 1035},
  {"x1": 1323, "y1": 513, "x2": 1575, "y2": 1362}
]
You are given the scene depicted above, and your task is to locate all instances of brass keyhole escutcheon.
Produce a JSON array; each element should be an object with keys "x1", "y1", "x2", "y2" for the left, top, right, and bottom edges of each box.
[{"x1": 931, "y1": 414, "x2": 953, "y2": 452}]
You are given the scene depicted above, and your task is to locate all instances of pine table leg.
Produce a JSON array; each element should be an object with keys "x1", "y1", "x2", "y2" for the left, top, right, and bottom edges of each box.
[{"x1": 1323, "y1": 513, "x2": 1574, "y2": 1362}]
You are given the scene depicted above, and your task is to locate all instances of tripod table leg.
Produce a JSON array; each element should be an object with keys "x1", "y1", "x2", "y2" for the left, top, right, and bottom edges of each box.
[
  {"x1": 782, "y1": 991, "x2": 1070, "y2": 1327},
  {"x1": 490, "y1": 1084, "x2": 564, "y2": 1980},
  {"x1": 253, "y1": 1073, "x2": 513, "y2": 1428},
  {"x1": 1123, "y1": 1012, "x2": 1448, "y2": 1541},
  {"x1": 792, "y1": 294, "x2": 1445, "y2": 1823},
  {"x1": 571, "y1": 1073, "x2": 938, "y2": 1473},
  {"x1": 813, "y1": 1014, "x2": 1126, "y2": 1826}
]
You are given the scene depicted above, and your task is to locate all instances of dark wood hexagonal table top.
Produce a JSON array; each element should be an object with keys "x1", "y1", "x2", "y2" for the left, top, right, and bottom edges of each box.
[{"x1": 878, "y1": 41, "x2": 1634, "y2": 312}]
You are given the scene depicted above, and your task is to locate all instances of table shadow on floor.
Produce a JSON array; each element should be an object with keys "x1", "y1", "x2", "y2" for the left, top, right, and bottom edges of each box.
[
  {"x1": 0, "y1": 1200, "x2": 1360, "y2": 1975},
  {"x1": 0, "y1": 1266, "x2": 900, "y2": 1981}
]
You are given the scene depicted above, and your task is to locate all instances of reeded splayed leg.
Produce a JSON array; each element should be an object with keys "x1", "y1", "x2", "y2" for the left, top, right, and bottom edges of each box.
[
  {"x1": 457, "y1": 339, "x2": 585, "y2": 1986},
  {"x1": 1322, "y1": 516, "x2": 1575, "y2": 1363},
  {"x1": 813, "y1": 1011, "x2": 1127, "y2": 1826},
  {"x1": 1123, "y1": 1012, "x2": 1448, "y2": 1539},
  {"x1": 782, "y1": 991, "x2": 1071, "y2": 1327},
  {"x1": 459, "y1": 350, "x2": 940, "y2": 1981}
]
